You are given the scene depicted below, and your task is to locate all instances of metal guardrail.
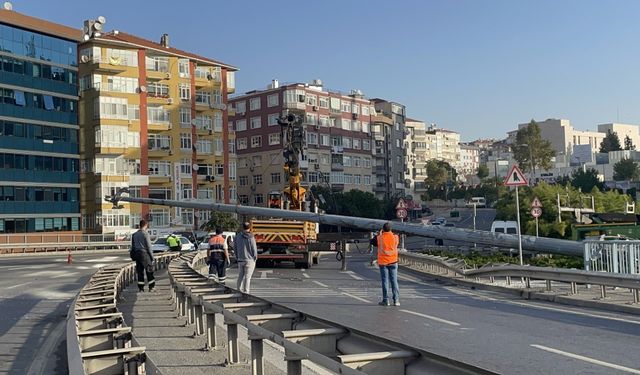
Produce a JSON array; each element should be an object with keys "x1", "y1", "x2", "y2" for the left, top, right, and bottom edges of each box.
[
  {"x1": 167, "y1": 251, "x2": 497, "y2": 375},
  {"x1": 399, "y1": 252, "x2": 640, "y2": 304},
  {"x1": 66, "y1": 253, "x2": 178, "y2": 375},
  {"x1": 0, "y1": 241, "x2": 129, "y2": 254}
]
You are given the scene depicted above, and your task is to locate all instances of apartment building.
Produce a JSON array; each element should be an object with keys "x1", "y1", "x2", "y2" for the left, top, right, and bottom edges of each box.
[
  {"x1": 597, "y1": 123, "x2": 640, "y2": 150},
  {"x1": 424, "y1": 124, "x2": 461, "y2": 169},
  {"x1": 0, "y1": 8, "x2": 81, "y2": 234},
  {"x1": 371, "y1": 99, "x2": 406, "y2": 200},
  {"x1": 78, "y1": 24, "x2": 237, "y2": 235},
  {"x1": 459, "y1": 143, "x2": 480, "y2": 176},
  {"x1": 404, "y1": 119, "x2": 428, "y2": 197},
  {"x1": 229, "y1": 80, "x2": 375, "y2": 206}
]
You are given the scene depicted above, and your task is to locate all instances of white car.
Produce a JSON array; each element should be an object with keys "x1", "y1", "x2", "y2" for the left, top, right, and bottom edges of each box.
[
  {"x1": 198, "y1": 232, "x2": 236, "y2": 251},
  {"x1": 152, "y1": 235, "x2": 195, "y2": 253}
]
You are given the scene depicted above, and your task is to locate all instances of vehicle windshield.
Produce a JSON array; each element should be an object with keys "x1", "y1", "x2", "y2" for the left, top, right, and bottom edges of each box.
[
  {"x1": 154, "y1": 237, "x2": 168, "y2": 245},
  {"x1": 180, "y1": 237, "x2": 190, "y2": 244}
]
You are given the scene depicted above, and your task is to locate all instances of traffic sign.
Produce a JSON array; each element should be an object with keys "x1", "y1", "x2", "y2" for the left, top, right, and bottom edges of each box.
[
  {"x1": 395, "y1": 199, "x2": 407, "y2": 210},
  {"x1": 504, "y1": 165, "x2": 528, "y2": 187},
  {"x1": 531, "y1": 197, "x2": 542, "y2": 208},
  {"x1": 531, "y1": 207, "x2": 542, "y2": 218},
  {"x1": 396, "y1": 208, "x2": 408, "y2": 219}
]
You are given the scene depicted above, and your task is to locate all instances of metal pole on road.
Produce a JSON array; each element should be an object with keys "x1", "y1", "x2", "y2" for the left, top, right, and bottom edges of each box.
[
  {"x1": 473, "y1": 203, "x2": 477, "y2": 248},
  {"x1": 515, "y1": 186, "x2": 524, "y2": 266}
]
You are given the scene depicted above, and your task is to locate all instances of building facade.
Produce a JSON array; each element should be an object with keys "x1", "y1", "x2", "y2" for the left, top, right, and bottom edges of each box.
[
  {"x1": 0, "y1": 9, "x2": 81, "y2": 234},
  {"x1": 597, "y1": 123, "x2": 640, "y2": 150},
  {"x1": 371, "y1": 99, "x2": 406, "y2": 200},
  {"x1": 404, "y1": 119, "x2": 428, "y2": 197},
  {"x1": 459, "y1": 143, "x2": 480, "y2": 176},
  {"x1": 78, "y1": 27, "x2": 237, "y2": 235},
  {"x1": 229, "y1": 80, "x2": 375, "y2": 206}
]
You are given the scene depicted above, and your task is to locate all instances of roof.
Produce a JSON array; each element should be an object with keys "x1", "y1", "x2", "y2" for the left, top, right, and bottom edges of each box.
[
  {"x1": 405, "y1": 117, "x2": 423, "y2": 123},
  {"x1": 93, "y1": 31, "x2": 237, "y2": 71},
  {"x1": 0, "y1": 9, "x2": 82, "y2": 42}
]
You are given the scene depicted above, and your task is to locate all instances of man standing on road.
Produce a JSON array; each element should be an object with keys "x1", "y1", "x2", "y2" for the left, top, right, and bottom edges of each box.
[
  {"x1": 131, "y1": 219, "x2": 155, "y2": 292},
  {"x1": 371, "y1": 222, "x2": 400, "y2": 306},
  {"x1": 207, "y1": 227, "x2": 230, "y2": 284},
  {"x1": 167, "y1": 234, "x2": 181, "y2": 252},
  {"x1": 234, "y1": 222, "x2": 257, "y2": 293}
]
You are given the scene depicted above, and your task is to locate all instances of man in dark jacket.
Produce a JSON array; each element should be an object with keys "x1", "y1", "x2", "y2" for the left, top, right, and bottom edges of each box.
[
  {"x1": 234, "y1": 222, "x2": 258, "y2": 293},
  {"x1": 131, "y1": 219, "x2": 155, "y2": 292}
]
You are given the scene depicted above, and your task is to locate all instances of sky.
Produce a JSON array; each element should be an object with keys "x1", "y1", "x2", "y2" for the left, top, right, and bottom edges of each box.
[{"x1": 12, "y1": 0, "x2": 640, "y2": 141}]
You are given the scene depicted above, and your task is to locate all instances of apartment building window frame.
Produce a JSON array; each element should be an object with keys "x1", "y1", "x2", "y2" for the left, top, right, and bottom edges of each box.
[
  {"x1": 195, "y1": 90, "x2": 211, "y2": 105},
  {"x1": 250, "y1": 116, "x2": 262, "y2": 129},
  {"x1": 363, "y1": 139, "x2": 371, "y2": 151},
  {"x1": 254, "y1": 194, "x2": 264, "y2": 206},
  {"x1": 306, "y1": 94, "x2": 317, "y2": 106},
  {"x1": 268, "y1": 113, "x2": 279, "y2": 126},
  {"x1": 253, "y1": 174, "x2": 263, "y2": 185},
  {"x1": 251, "y1": 135, "x2": 262, "y2": 148},
  {"x1": 362, "y1": 106, "x2": 370, "y2": 116},
  {"x1": 180, "y1": 107, "x2": 191, "y2": 127},
  {"x1": 239, "y1": 175, "x2": 248, "y2": 186},
  {"x1": 307, "y1": 132, "x2": 318, "y2": 145},
  {"x1": 235, "y1": 101, "x2": 246, "y2": 113},
  {"x1": 236, "y1": 119, "x2": 247, "y2": 131},
  {"x1": 271, "y1": 172, "x2": 281, "y2": 184},
  {"x1": 145, "y1": 56, "x2": 169, "y2": 72},
  {"x1": 267, "y1": 94, "x2": 279, "y2": 107},
  {"x1": 305, "y1": 113, "x2": 318, "y2": 125},
  {"x1": 249, "y1": 97, "x2": 261, "y2": 111},
  {"x1": 268, "y1": 133, "x2": 281, "y2": 145},
  {"x1": 179, "y1": 83, "x2": 191, "y2": 101},
  {"x1": 319, "y1": 97, "x2": 329, "y2": 108},
  {"x1": 237, "y1": 138, "x2": 247, "y2": 150},
  {"x1": 178, "y1": 59, "x2": 190, "y2": 78},
  {"x1": 320, "y1": 134, "x2": 330, "y2": 146},
  {"x1": 180, "y1": 133, "x2": 192, "y2": 150}
]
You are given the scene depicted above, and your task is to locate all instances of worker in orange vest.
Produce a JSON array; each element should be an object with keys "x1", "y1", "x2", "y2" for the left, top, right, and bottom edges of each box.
[
  {"x1": 207, "y1": 227, "x2": 230, "y2": 285},
  {"x1": 372, "y1": 222, "x2": 400, "y2": 306}
]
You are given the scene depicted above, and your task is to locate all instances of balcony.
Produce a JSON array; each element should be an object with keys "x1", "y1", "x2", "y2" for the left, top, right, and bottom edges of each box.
[
  {"x1": 148, "y1": 175, "x2": 171, "y2": 184},
  {"x1": 374, "y1": 183, "x2": 388, "y2": 193},
  {"x1": 148, "y1": 147, "x2": 172, "y2": 158},
  {"x1": 90, "y1": 58, "x2": 129, "y2": 73},
  {"x1": 331, "y1": 146, "x2": 344, "y2": 154},
  {"x1": 283, "y1": 101, "x2": 306, "y2": 111},
  {"x1": 331, "y1": 163, "x2": 344, "y2": 171}
]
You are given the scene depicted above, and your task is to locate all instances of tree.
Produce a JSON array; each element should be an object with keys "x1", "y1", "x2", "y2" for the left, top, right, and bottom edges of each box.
[
  {"x1": 625, "y1": 135, "x2": 636, "y2": 151},
  {"x1": 570, "y1": 168, "x2": 602, "y2": 192},
  {"x1": 200, "y1": 212, "x2": 240, "y2": 232},
  {"x1": 477, "y1": 164, "x2": 489, "y2": 179},
  {"x1": 613, "y1": 158, "x2": 640, "y2": 181},
  {"x1": 599, "y1": 130, "x2": 622, "y2": 153},
  {"x1": 425, "y1": 160, "x2": 456, "y2": 188},
  {"x1": 513, "y1": 120, "x2": 555, "y2": 173}
]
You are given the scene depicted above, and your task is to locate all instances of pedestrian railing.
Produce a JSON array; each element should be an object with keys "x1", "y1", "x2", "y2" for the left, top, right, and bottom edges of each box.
[
  {"x1": 166, "y1": 251, "x2": 497, "y2": 375},
  {"x1": 66, "y1": 253, "x2": 178, "y2": 375},
  {"x1": 0, "y1": 241, "x2": 129, "y2": 255},
  {"x1": 399, "y1": 252, "x2": 640, "y2": 304},
  {"x1": 584, "y1": 240, "x2": 640, "y2": 275}
]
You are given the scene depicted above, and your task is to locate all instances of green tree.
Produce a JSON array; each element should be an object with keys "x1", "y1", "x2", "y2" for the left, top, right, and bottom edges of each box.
[
  {"x1": 477, "y1": 164, "x2": 489, "y2": 179},
  {"x1": 570, "y1": 168, "x2": 602, "y2": 192},
  {"x1": 599, "y1": 130, "x2": 622, "y2": 153},
  {"x1": 200, "y1": 212, "x2": 240, "y2": 232},
  {"x1": 613, "y1": 158, "x2": 640, "y2": 181},
  {"x1": 337, "y1": 190, "x2": 384, "y2": 219},
  {"x1": 513, "y1": 120, "x2": 556, "y2": 173},
  {"x1": 424, "y1": 160, "x2": 457, "y2": 188},
  {"x1": 625, "y1": 135, "x2": 636, "y2": 151}
]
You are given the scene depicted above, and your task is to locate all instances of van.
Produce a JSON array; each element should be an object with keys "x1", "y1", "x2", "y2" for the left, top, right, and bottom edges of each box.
[
  {"x1": 491, "y1": 221, "x2": 518, "y2": 235},
  {"x1": 466, "y1": 197, "x2": 486, "y2": 208}
]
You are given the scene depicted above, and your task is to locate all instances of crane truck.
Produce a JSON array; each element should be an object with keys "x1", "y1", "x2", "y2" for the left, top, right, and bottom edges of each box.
[{"x1": 249, "y1": 113, "x2": 320, "y2": 268}]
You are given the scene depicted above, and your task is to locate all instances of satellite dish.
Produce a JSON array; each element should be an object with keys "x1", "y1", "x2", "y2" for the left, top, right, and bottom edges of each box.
[
  {"x1": 192, "y1": 164, "x2": 199, "y2": 171},
  {"x1": 139, "y1": 85, "x2": 147, "y2": 92},
  {"x1": 97, "y1": 16, "x2": 106, "y2": 24},
  {"x1": 93, "y1": 22, "x2": 103, "y2": 31},
  {"x1": 80, "y1": 55, "x2": 89, "y2": 63},
  {"x1": 3, "y1": 2, "x2": 12, "y2": 10}
]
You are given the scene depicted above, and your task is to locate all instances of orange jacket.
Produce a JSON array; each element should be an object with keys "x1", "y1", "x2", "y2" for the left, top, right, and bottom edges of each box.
[{"x1": 377, "y1": 232, "x2": 399, "y2": 265}]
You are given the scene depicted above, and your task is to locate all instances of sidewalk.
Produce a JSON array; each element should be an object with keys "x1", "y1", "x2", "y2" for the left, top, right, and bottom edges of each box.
[{"x1": 118, "y1": 270, "x2": 285, "y2": 375}]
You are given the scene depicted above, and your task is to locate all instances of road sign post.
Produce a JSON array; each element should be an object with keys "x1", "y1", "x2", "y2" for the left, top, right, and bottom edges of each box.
[
  {"x1": 504, "y1": 165, "x2": 528, "y2": 265},
  {"x1": 396, "y1": 199, "x2": 408, "y2": 251},
  {"x1": 531, "y1": 197, "x2": 542, "y2": 238}
]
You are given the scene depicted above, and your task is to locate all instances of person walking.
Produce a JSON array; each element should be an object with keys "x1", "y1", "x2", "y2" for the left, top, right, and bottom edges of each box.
[
  {"x1": 207, "y1": 227, "x2": 230, "y2": 285},
  {"x1": 131, "y1": 219, "x2": 155, "y2": 292},
  {"x1": 372, "y1": 222, "x2": 400, "y2": 306},
  {"x1": 167, "y1": 234, "x2": 181, "y2": 252},
  {"x1": 234, "y1": 222, "x2": 257, "y2": 293}
]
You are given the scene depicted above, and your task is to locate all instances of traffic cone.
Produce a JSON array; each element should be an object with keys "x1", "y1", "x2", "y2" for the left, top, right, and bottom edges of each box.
[{"x1": 67, "y1": 251, "x2": 73, "y2": 264}]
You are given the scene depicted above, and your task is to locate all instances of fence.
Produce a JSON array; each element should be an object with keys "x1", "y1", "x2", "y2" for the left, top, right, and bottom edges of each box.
[{"x1": 584, "y1": 240, "x2": 640, "y2": 275}]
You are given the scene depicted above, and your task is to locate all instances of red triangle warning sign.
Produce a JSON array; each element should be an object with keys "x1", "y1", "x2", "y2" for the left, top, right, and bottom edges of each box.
[
  {"x1": 531, "y1": 197, "x2": 542, "y2": 208},
  {"x1": 503, "y1": 165, "x2": 528, "y2": 187}
]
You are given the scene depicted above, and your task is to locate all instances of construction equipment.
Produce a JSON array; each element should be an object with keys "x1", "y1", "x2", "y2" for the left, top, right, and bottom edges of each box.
[{"x1": 249, "y1": 114, "x2": 319, "y2": 268}]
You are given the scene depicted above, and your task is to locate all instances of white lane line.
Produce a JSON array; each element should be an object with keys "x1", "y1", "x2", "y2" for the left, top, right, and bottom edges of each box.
[
  {"x1": 6, "y1": 282, "x2": 31, "y2": 290},
  {"x1": 345, "y1": 271, "x2": 364, "y2": 280},
  {"x1": 312, "y1": 281, "x2": 329, "y2": 288},
  {"x1": 531, "y1": 345, "x2": 640, "y2": 374},
  {"x1": 341, "y1": 291, "x2": 372, "y2": 303},
  {"x1": 301, "y1": 272, "x2": 310, "y2": 279},
  {"x1": 449, "y1": 288, "x2": 640, "y2": 326},
  {"x1": 400, "y1": 309, "x2": 461, "y2": 327},
  {"x1": 259, "y1": 270, "x2": 273, "y2": 279}
]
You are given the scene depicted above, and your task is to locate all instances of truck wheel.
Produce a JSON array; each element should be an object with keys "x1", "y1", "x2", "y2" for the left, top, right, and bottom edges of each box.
[
  {"x1": 313, "y1": 255, "x2": 319, "y2": 265},
  {"x1": 295, "y1": 253, "x2": 312, "y2": 269}
]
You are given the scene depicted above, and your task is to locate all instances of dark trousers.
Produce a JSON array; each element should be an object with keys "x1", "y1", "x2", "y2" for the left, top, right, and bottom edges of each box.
[
  {"x1": 208, "y1": 253, "x2": 227, "y2": 284},
  {"x1": 134, "y1": 251, "x2": 155, "y2": 291}
]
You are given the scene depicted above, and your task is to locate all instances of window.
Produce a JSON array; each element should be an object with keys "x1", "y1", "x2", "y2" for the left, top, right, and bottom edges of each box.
[
  {"x1": 319, "y1": 116, "x2": 330, "y2": 127},
  {"x1": 343, "y1": 137, "x2": 352, "y2": 149},
  {"x1": 343, "y1": 156, "x2": 352, "y2": 167},
  {"x1": 250, "y1": 116, "x2": 262, "y2": 129},
  {"x1": 305, "y1": 113, "x2": 318, "y2": 125},
  {"x1": 229, "y1": 161, "x2": 237, "y2": 180},
  {"x1": 306, "y1": 95, "x2": 317, "y2": 106},
  {"x1": 267, "y1": 94, "x2": 279, "y2": 107},
  {"x1": 254, "y1": 194, "x2": 264, "y2": 205},
  {"x1": 196, "y1": 140, "x2": 213, "y2": 154},
  {"x1": 94, "y1": 97, "x2": 128, "y2": 120},
  {"x1": 307, "y1": 132, "x2": 318, "y2": 145},
  {"x1": 182, "y1": 184, "x2": 193, "y2": 199},
  {"x1": 352, "y1": 103, "x2": 360, "y2": 115},
  {"x1": 128, "y1": 105, "x2": 140, "y2": 120},
  {"x1": 341, "y1": 100, "x2": 351, "y2": 112},
  {"x1": 147, "y1": 82, "x2": 169, "y2": 97},
  {"x1": 320, "y1": 154, "x2": 330, "y2": 165},
  {"x1": 250, "y1": 97, "x2": 261, "y2": 111},
  {"x1": 271, "y1": 172, "x2": 281, "y2": 184},
  {"x1": 253, "y1": 175, "x2": 263, "y2": 185},
  {"x1": 213, "y1": 112, "x2": 223, "y2": 132},
  {"x1": 364, "y1": 158, "x2": 372, "y2": 168},
  {"x1": 145, "y1": 56, "x2": 169, "y2": 72},
  {"x1": 178, "y1": 59, "x2": 190, "y2": 78},
  {"x1": 319, "y1": 97, "x2": 329, "y2": 108},
  {"x1": 284, "y1": 89, "x2": 306, "y2": 104},
  {"x1": 252, "y1": 155, "x2": 262, "y2": 167},
  {"x1": 105, "y1": 48, "x2": 138, "y2": 67},
  {"x1": 268, "y1": 133, "x2": 281, "y2": 145},
  {"x1": 331, "y1": 136, "x2": 342, "y2": 147},
  {"x1": 180, "y1": 107, "x2": 191, "y2": 127},
  {"x1": 194, "y1": 67, "x2": 209, "y2": 79},
  {"x1": 147, "y1": 105, "x2": 170, "y2": 123},
  {"x1": 149, "y1": 208, "x2": 170, "y2": 227},
  {"x1": 352, "y1": 121, "x2": 361, "y2": 132},
  {"x1": 215, "y1": 163, "x2": 224, "y2": 176},
  {"x1": 363, "y1": 139, "x2": 371, "y2": 150},
  {"x1": 251, "y1": 135, "x2": 262, "y2": 148},
  {"x1": 236, "y1": 119, "x2": 247, "y2": 131},
  {"x1": 105, "y1": 76, "x2": 138, "y2": 93},
  {"x1": 353, "y1": 138, "x2": 361, "y2": 150},
  {"x1": 148, "y1": 161, "x2": 171, "y2": 176},
  {"x1": 364, "y1": 175, "x2": 371, "y2": 185},
  {"x1": 180, "y1": 133, "x2": 192, "y2": 150},
  {"x1": 237, "y1": 138, "x2": 247, "y2": 150},
  {"x1": 320, "y1": 134, "x2": 330, "y2": 146},
  {"x1": 180, "y1": 158, "x2": 192, "y2": 175},
  {"x1": 354, "y1": 156, "x2": 362, "y2": 167},
  {"x1": 195, "y1": 90, "x2": 211, "y2": 105},
  {"x1": 362, "y1": 122, "x2": 370, "y2": 133},
  {"x1": 215, "y1": 138, "x2": 223, "y2": 156},
  {"x1": 239, "y1": 176, "x2": 248, "y2": 186},
  {"x1": 235, "y1": 101, "x2": 246, "y2": 113},
  {"x1": 341, "y1": 119, "x2": 351, "y2": 130},
  {"x1": 362, "y1": 106, "x2": 370, "y2": 116},
  {"x1": 179, "y1": 83, "x2": 190, "y2": 101},
  {"x1": 268, "y1": 113, "x2": 279, "y2": 126}
]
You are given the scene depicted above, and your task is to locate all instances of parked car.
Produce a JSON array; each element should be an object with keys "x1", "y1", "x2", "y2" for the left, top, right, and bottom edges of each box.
[
  {"x1": 465, "y1": 197, "x2": 486, "y2": 208},
  {"x1": 434, "y1": 217, "x2": 447, "y2": 225},
  {"x1": 444, "y1": 223, "x2": 455, "y2": 228},
  {"x1": 490, "y1": 221, "x2": 518, "y2": 234},
  {"x1": 152, "y1": 235, "x2": 195, "y2": 253}
]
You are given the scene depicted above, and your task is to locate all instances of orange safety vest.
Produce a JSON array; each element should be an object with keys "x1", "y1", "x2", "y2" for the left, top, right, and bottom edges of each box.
[
  {"x1": 377, "y1": 232, "x2": 399, "y2": 265},
  {"x1": 208, "y1": 235, "x2": 225, "y2": 252}
]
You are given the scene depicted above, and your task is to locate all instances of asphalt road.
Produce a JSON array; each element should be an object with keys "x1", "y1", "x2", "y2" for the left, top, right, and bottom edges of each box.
[
  {"x1": 223, "y1": 253, "x2": 640, "y2": 375},
  {"x1": 0, "y1": 252, "x2": 130, "y2": 375}
]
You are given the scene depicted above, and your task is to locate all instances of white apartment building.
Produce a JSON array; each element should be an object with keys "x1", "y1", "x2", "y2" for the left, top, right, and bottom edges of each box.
[
  {"x1": 405, "y1": 119, "x2": 428, "y2": 197},
  {"x1": 459, "y1": 144, "x2": 480, "y2": 176},
  {"x1": 597, "y1": 123, "x2": 640, "y2": 150}
]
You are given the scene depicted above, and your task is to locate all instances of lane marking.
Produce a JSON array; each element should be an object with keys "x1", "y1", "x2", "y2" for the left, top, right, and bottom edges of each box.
[
  {"x1": 400, "y1": 309, "x2": 461, "y2": 326},
  {"x1": 341, "y1": 291, "x2": 372, "y2": 303},
  {"x1": 6, "y1": 282, "x2": 31, "y2": 290},
  {"x1": 259, "y1": 270, "x2": 273, "y2": 279},
  {"x1": 531, "y1": 344, "x2": 640, "y2": 374},
  {"x1": 449, "y1": 287, "x2": 640, "y2": 326},
  {"x1": 345, "y1": 271, "x2": 364, "y2": 280},
  {"x1": 312, "y1": 281, "x2": 329, "y2": 288},
  {"x1": 301, "y1": 272, "x2": 310, "y2": 279}
]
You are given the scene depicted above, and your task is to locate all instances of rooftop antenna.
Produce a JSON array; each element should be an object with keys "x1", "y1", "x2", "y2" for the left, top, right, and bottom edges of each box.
[{"x1": 3, "y1": 2, "x2": 12, "y2": 10}]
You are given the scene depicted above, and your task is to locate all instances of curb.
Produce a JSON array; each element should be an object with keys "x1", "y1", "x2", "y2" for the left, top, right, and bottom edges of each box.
[{"x1": 400, "y1": 265, "x2": 640, "y2": 315}]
